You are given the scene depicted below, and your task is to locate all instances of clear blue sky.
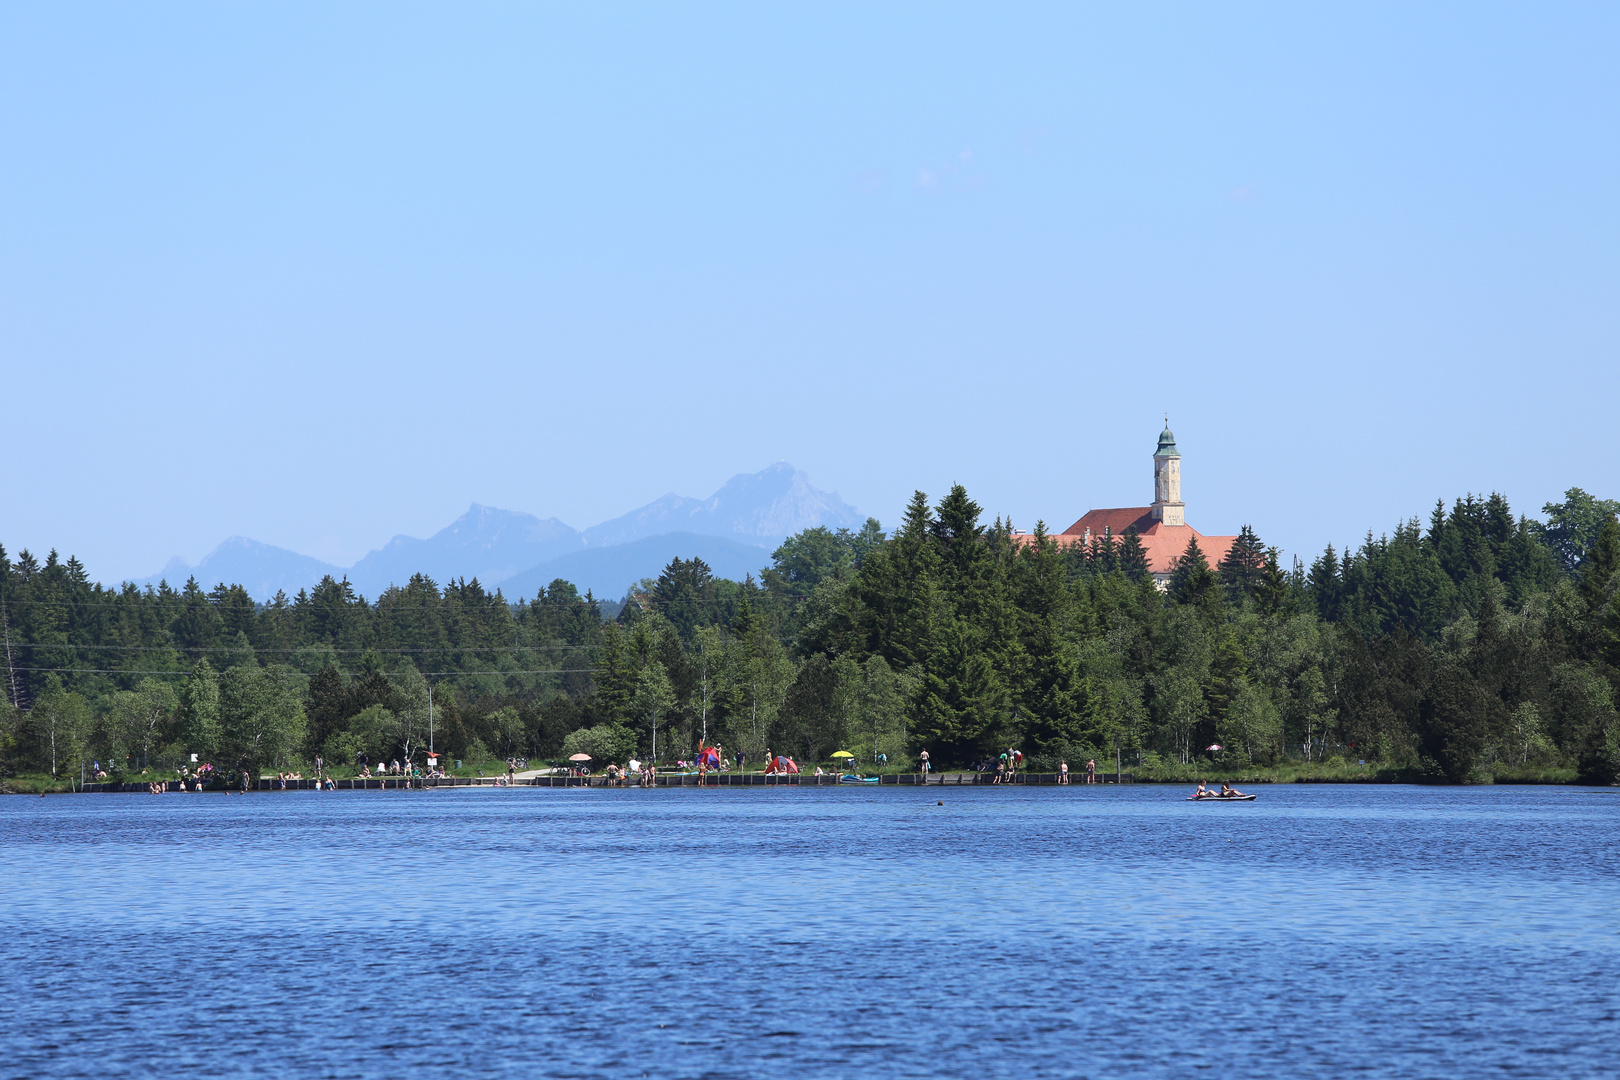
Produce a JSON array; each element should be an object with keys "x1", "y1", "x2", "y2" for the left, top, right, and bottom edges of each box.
[{"x1": 4, "y1": 2, "x2": 1617, "y2": 582}]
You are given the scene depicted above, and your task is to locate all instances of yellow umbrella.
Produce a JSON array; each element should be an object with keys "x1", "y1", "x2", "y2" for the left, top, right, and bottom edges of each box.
[{"x1": 830, "y1": 751, "x2": 854, "y2": 758}]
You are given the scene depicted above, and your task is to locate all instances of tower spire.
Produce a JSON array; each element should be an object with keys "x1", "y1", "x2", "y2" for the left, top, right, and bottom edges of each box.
[{"x1": 1152, "y1": 421, "x2": 1184, "y2": 526}]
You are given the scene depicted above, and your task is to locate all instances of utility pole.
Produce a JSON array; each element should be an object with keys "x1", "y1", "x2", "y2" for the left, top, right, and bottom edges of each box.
[
  {"x1": 428, "y1": 683, "x2": 434, "y2": 754},
  {"x1": 1, "y1": 603, "x2": 18, "y2": 709}
]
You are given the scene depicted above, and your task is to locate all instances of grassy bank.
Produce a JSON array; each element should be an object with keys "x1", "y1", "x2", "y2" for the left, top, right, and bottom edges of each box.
[
  {"x1": 1128, "y1": 759, "x2": 1580, "y2": 785},
  {"x1": 2, "y1": 774, "x2": 87, "y2": 794}
]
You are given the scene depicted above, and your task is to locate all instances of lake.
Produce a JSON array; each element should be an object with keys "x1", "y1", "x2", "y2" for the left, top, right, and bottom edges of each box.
[{"x1": 2, "y1": 784, "x2": 1615, "y2": 1078}]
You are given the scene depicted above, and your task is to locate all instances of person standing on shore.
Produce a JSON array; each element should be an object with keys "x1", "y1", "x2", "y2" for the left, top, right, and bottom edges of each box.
[
  {"x1": 1085, "y1": 758, "x2": 1096, "y2": 785},
  {"x1": 919, "y1": 750, "x2": 930, "y2": 783},
  {"x1": 1059, "y1": 761, "x2": 1069, "y2": 785}
]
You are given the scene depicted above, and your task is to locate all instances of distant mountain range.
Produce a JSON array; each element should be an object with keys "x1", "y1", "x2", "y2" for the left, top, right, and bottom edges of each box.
[{"x1": 134, "y1": 463, "x2": 864, "y2": 603}]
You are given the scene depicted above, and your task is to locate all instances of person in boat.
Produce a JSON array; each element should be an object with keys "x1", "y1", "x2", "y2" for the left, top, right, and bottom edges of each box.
[
  {"x1": 1219, "y1": 782, "x2": 1249, "y2": 798},
  {"x1": 1193, "y1": 781, "x2": 1212, "y2": 798}
]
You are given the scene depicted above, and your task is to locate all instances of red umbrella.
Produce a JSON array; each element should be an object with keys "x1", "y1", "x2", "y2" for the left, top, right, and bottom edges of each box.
[{"x1": 1205, "y1": 744, "x2": 1223, "y2": 752}]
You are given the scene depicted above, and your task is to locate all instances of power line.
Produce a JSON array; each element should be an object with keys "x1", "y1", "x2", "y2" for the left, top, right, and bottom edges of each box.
[
  {"x1": 9, "y1": 666, "x2": 598, "y2": 677},
  {"x1": 0, "y1": 642, "x2": 602, "y2": 653},
  {"x1": 0, "y1": 594, "x2": 800, "y2": 609}
]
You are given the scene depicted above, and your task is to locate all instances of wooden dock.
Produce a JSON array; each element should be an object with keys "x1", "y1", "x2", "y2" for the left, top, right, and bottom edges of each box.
[{"x1": 81, "y1": 771, "x2": 1123, "y2": 792}]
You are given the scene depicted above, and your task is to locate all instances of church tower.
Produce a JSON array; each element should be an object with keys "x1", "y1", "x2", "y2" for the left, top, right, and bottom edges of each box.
[{"x1": 1151, "y1": 420, "x2": 1184, "y2": 527}]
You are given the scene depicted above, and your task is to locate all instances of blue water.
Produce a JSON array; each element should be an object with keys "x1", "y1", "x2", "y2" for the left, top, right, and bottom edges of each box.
[{"x1": 3, "y1": 785, "x2": 1616, "y2": 1078}]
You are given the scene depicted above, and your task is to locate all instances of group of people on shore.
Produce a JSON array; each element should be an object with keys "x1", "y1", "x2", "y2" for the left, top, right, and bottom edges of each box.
[
  {"x1": 142, "y1": 761, "x2": 221, "y2": 793},
  {"x1": 1057, "y1": 759, "x2": 1099, "y2": 785},
  {"x1": 987, "y1": 747, "x2": 1024, "y2": 783},
  {"x1": 598, "y1": 760, "x2": 659, "y2": 786}
]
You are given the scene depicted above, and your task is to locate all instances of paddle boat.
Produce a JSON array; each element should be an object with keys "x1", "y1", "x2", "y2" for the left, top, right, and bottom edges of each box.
[
  {"x1": 1188, "y1": 782, "x2": 1256, "y2": 801},
  {"x1": 839, "y1": 774, "x2": 879, "y2": 784}
]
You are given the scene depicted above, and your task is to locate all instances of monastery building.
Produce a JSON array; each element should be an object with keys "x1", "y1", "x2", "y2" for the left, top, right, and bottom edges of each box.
[{"x1": 1028, "y1": 423, "x2": 1240, "y2": 587}]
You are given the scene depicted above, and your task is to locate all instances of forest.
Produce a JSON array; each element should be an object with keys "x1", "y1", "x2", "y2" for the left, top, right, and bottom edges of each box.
[{"x1": 2, "y1": 486, "x2": 1617, "y2": 787}]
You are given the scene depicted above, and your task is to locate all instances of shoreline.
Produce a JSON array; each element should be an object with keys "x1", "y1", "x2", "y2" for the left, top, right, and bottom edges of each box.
[{"x1": 57, "y1": 769, "x2": 1596, "y2": 793}]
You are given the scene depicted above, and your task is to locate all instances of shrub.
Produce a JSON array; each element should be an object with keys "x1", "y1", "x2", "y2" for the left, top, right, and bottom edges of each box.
[{"x1": 560, "y1": 723, "x2": 638, "y2": 767}]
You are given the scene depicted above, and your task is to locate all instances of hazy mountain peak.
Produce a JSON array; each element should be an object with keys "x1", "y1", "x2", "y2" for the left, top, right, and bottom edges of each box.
[
  {"x1": 582, "y1": 463, "x2": 860, "y2": 549},
  {"x1": 137, "y1": 463, "x2": 862, "y2": 601},
  {"x1": 347, "y1": 505, "x2": 582, "y2": 596},
  {"x1": 134, "y1": 537, "x2": 342, "y2": 599},
  {"x1": 700, "y1": 463, "x2": 862, "y2": 540}
]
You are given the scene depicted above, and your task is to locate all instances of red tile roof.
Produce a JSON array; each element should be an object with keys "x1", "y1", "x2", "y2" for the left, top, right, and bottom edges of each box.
[
  {"x1": 1017, "y1": 506, "x2": 1239, "y2": 577},
  {"x1": 1060, "y1": 507, "x2": 1158, "y2": 538}
]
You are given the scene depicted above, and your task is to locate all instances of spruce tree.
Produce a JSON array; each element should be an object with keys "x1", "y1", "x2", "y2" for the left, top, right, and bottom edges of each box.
[
  {"x1": 1091, "y1": 532, "x2": 1117, "y2": 576},
  {"x1": 593, "y1": 623, "x2": 636, "y2": 724},
  {"x1": 1116, "y1": 528, "x2": 1151, "y2": 582},
  {"x1": 931, "y1": 485, "x2": 986, "y2": 585},
  {"x1": 305, "y1": 664, "x2": 347, "y2": 754},
  {"x1": 910, "y1": 617, "x2": 1006, "y2": 764},
  {"x1": 1308, "y1": 544, "x2": 1342, "y2": 621},
  {"x1": 1577, "y1": 514, "x2": 1619, "y2": 616},
  {"x1": 729, "y1": 592, "x2": 760, "y2": 652},
  {"x1": 1168, "y1": 536, "x2": 1215, "y2": 607},
  {"x1": 1256, "y1": 548, "x2": 1293, "y2": 617},
  {"x1": 1218, "y1": 525, "x2": 1267, "y2": 604}
]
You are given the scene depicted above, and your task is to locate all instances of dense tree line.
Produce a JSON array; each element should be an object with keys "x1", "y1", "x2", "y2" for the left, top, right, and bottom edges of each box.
[{"x1": 2, "y1": 487, "x2": 1617, "y2": 785}]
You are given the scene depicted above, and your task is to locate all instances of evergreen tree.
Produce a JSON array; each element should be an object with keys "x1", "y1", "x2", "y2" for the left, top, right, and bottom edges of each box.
[
  {"x1": 1308, "y1": 544, "x2": 1342, "y2": 620},
  {"x1": 1256, "y1": 548, "x2": 1294, "y2": 618},
  {"x1": 593, "y1": 623, "x2": 636, "y2": 724},
  {"x1": 305, "y1": 664, "x2": 347, "y2": 755},
  {"x1": 911, "y1": 618, "x2": 1006, "y2": 762},
  {"x1": 1116, "y1": 528, "x2": 1151, "y2": 583},
  {"x1": 1577, "y1": 514, "x2": 1619, "y2": 616},
  {"x1": 930, "y1": 485, "x2": 986, "y2": 583},
  {"x1": 774, "y1": 653, "x2": 843, "y2": 763},
  {"x1": 1168, "y1": 536, "x2": 1216, "y2": 607},
  {"x1": 1418, "y1": 661, "x2": 1500, "y2": 782},
  {"x1": 729, "y1": 592, "x2": 761, "y2": 651},
  {"x1": 1091, "y1": 532, "x2": 1117, "y2": 576},
  {"x1": 172, "y1": 576, "x2": 221, "y2": 652},
  {"x1": 1218, "y1": 525, "x2": 1268, "y2": 604},
  {"x1": 651, "y1": 556, "x2": 715, "y2": 641}
]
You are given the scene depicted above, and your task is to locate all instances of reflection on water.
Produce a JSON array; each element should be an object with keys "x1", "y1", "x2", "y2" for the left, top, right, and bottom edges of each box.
[{"x1": 4, "y1": 785, "x2": 1615, "y2": 1078}]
